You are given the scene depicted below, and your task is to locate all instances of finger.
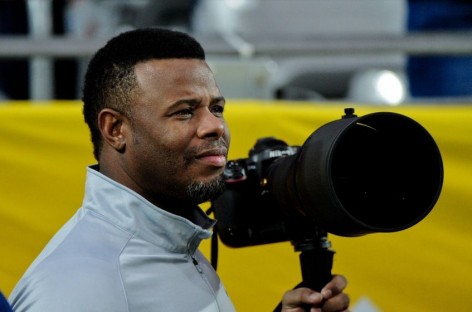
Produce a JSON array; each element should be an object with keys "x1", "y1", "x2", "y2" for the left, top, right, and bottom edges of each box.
[
  {"x1": 321, "y1": 275, "x2": 348, "y2": 299},
  {"x1": 321, "y1": 292, "x2": 350, "y2": 312},
  {"x1": 282, "y1": 287, "x2": 324, "y2": 309}
]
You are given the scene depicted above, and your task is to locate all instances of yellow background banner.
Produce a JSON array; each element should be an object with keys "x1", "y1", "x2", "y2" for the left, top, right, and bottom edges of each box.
[{"x1": 0, "y1": 101, "x2": 470, "y2": 311}]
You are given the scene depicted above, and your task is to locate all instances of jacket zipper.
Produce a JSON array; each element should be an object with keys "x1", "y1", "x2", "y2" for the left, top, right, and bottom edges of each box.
[{"x1": 191, "y1": 255, "x2": 203, "y2": 273}]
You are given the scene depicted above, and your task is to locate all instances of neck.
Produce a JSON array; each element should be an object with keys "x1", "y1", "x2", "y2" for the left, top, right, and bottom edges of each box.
[{"x1": 96, "y1": 159, "x2": 200, "y2": 223}]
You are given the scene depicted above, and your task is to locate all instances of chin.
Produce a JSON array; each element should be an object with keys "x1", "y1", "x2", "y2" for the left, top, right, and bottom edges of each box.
[{"x1": 185, "y1": 175, "x2": 226, "y2": 204}]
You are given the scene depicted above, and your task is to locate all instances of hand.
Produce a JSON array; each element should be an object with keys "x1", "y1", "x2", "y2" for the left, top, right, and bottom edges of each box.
[{"x1": 281, "y1": 275, "x2": 350, "y2": 312}]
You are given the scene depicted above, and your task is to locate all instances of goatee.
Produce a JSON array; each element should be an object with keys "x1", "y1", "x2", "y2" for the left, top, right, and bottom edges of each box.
[{"x1": 185, "y1": 174, "x2": 226, "y2": 204}]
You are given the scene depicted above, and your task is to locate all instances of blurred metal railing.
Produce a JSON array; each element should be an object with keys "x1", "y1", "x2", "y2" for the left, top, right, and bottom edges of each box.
[
  {"x1": 26, "y1": 0, "x2": 54, "y2": 100},
  {"x1": 1, "y1": 32, "x2": 472, "y2": 58},
  {"x1": 1, "y1": 32, "x2": 472, "y2": 99}
]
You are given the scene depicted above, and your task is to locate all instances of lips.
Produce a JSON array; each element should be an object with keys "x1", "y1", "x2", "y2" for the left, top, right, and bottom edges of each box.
[{"x1": 195, "y1": 148, "x2": 228, "y2": 167}]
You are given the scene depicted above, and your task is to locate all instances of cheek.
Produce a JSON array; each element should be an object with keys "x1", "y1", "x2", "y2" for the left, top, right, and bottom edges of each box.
[
  {"x1": 146, "y1": 129, "x2": 192, "y2": 169},
  {"x1": 133, "y1": 139, "x2": 186, "y2": 188},
  {"x1": 131, "y1": 125, "x2": 174, "y2": 165},
  {"x1": 132, "y1": 119, "x2": 207, "y2": 175}
]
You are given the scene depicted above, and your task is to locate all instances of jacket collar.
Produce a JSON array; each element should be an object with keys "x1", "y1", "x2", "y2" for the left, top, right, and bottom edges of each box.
[{"x1": 82, "y1": 165, "x2": 216, "y2": 254}]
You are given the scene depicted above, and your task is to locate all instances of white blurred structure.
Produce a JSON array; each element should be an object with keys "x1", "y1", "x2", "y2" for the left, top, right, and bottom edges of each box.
[
  {"x1": 347, "y1": 69, "x2": 408, "y2": 105},
  {"x1": 192, "y1": 0, "x2": 406, "y2": 37},
  {"x1": 192, "y1": 0, "x2": 408, "y2": 103}
]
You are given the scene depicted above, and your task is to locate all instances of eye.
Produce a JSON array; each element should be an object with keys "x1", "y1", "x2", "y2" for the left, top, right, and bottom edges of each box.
[
  {"x1": 174, "y1": 107, "x2": 194, "y2": 118},
  {"x1": 210, "y1": 104, "x2": 225, "y2": 117}
]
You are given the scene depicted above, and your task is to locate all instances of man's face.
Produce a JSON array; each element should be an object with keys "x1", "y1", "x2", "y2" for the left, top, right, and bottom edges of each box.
[{"x1": 123, "y1": 58, "x2": 230, "y2": 207}]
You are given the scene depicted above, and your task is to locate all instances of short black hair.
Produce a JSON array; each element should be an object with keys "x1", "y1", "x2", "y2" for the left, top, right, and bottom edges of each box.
[{"x1": 82, "y1": 27, "x2": 206, "y2": 160}]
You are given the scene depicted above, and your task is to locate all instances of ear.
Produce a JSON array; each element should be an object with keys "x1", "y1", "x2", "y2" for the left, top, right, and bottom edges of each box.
[{"x1": 98, "y1": 108, "x2": 128, "y2": 152}]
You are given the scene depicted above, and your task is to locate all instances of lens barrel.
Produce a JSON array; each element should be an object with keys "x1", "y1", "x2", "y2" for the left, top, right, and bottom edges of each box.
[{"x1": 268, "y1": 111, "x2": 444, "y2": 236}]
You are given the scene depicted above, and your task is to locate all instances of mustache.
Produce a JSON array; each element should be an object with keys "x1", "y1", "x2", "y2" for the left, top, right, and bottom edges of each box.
[{"x1": 183, "y1": 138, "x2": 229, "y2": 166}]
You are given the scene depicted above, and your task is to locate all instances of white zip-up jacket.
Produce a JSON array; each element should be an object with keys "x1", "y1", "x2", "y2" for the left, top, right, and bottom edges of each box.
[{"x1": 10, "y1": 166, "x2": 236, "y2": 312}]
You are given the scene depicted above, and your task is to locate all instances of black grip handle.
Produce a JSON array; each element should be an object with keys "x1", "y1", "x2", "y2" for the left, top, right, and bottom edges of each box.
[{"x1": 299, "y1": 247, "x2": 335, "y2": 292}]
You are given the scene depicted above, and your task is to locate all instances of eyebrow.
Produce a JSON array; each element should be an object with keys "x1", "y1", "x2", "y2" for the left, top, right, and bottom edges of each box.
[
  {"x1": 169, "y1": 96, "x2": 226, "y2": 109},
  {"x1": 211, "y1": 96, "x2": 226, "y2": 105}
]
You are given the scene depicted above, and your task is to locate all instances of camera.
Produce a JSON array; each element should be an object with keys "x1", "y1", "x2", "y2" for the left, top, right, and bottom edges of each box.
[{"x1": 212, "y1": 108, "x2": 444, "y2": 247}]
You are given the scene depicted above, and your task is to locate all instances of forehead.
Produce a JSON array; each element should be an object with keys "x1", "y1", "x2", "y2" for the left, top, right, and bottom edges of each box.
[{"x1": 134, "y1": 58, "x2": 218, "y2": 93}]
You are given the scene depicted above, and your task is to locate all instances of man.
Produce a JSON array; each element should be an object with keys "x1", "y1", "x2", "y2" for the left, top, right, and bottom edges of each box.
[{"x1": 9, "y1": 28, "x2": 349, "y2": 311}]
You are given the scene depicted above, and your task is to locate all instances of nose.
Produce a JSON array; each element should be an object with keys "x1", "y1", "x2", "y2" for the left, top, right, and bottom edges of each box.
[{"x1": 197, "y1": 109, "x2": 226, "y2": 140}]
